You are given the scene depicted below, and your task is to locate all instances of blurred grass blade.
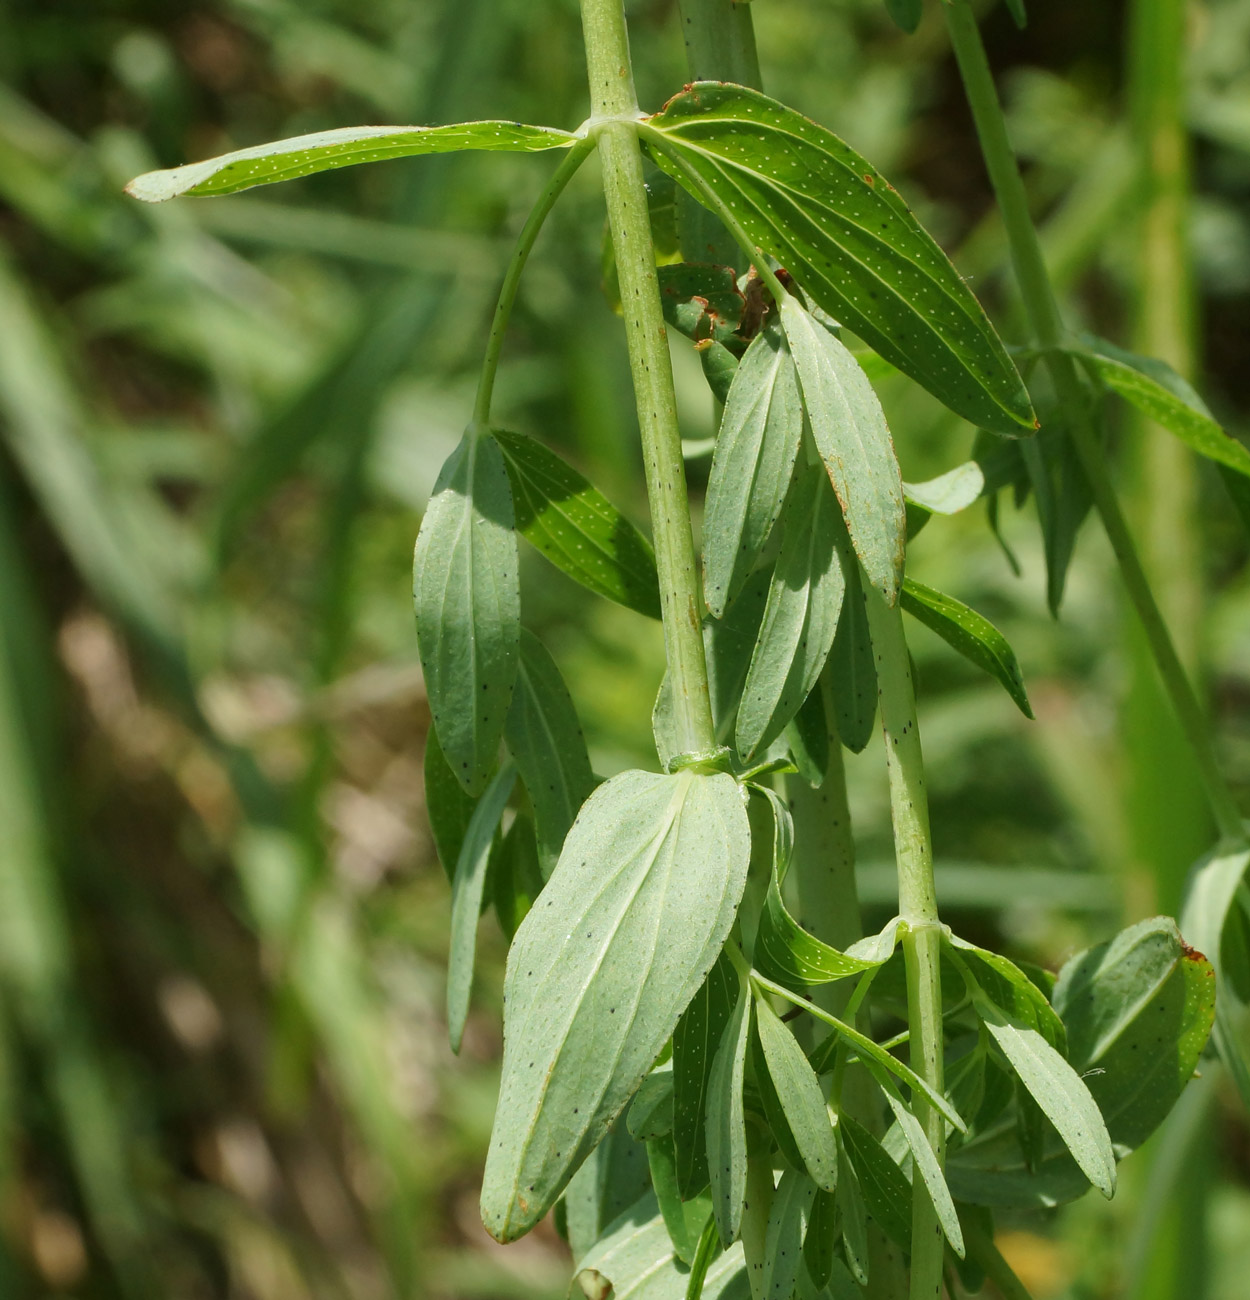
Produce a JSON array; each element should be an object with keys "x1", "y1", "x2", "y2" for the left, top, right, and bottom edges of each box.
[
  {"x1": 899, "y1": 578, "x2": 1033, "y2": 718},
  {"x1": 493, "y1": 427, "x2": 662, "y2": 619},
  {"x1": 126, "y1": 120, "x2": 580, "y2": 201},
  {"x1": 645, "y1": 84, "x2": 1035, "y2": 434}
]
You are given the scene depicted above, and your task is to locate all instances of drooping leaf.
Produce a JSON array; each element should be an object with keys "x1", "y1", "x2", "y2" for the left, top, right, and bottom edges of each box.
[
  {"x1": 648, "y1": 1137, "x2": 713, "y2": 1265},
  {"x1": 759, "y1": 1169, "x2": 817, "y2": 1300},
  {"x1": 126, "y1": 120, "x2": 580, "y2": 201},
  {"x1": 505, "y1": 629, "x2": 595, "y2": 877},
  {"x1": 481, "y1": 769, "x2": 751, "y2": 1241},
  {"x1": 1072, "y1": 335, "x2": 1250, "y2": 478},
  {"x1": 564, "y1": 1125, "x2": 654, "y2": 1266},
  {"x1": 884, "y1": 0, "x2": 924, "y2": 34},
  {"x1": 658, "y1": 263, "x2": 745, "y2": 346},
  {"x1": 414, "y1": 432, "x2": 520, "y2": 795},
  {"x1": 685, "y1": 1217, "x2": 722, "y2": 1300},
  {"x1": 447, "y1": 764, "x2": 516, "y2": 1052},
  {"x1": 754, "y1": 998, "x2": 839, "y2": 1192},
  {"x1": 899, "y1": 578, "x2": 1033, "y2": 719},
  {"x1": 802, "y1": 1187, "x2": 837, "y2": 1290},
  {"x1": 629, "y1": 1066, "x2": 676, "y2": 1142},
  {"x1": 491, "y1": 812, "x2": 545, "y2": 940},
  {"x1": 826, "y1": 561, "x2": 877, "y2": 753},
  {"x1": 703, "y1": 326, "x2": 803, "y2": 617},
  {"x1": 424, "y1": 725, "x2": 478, "y2": 882},
  {"x1": 674, "y1": 953, "x2": 738, "y2": 1198},
  {"x1": 736, "y1": 461, "x2": 847, "y2": 758},
  {"x1": 1022, "y1": 414, "x2": 1093, "y2": 617},
  {"x1": 643, "y1": 84, "x2": 1034, "y2": 435},
  {"x1": 707, "y1": 970, "x2": 751, "y2": 1248},
  {"x1": 781, "y1": 298, "x2": 905, "y2": 603},
  {"x1": 838, "y1": 1115, "x2": 911, "y2": 1252},
  {"x1": 493, "y1": 427, "x2": 661, "y2": 619}
]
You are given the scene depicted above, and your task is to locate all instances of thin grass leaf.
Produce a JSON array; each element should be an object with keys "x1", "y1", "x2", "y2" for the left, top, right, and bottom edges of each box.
[
  {"x1": 448, "y1": 764, "x2": 516, "y2": 1052},
  {"x1": 414, "y1": 431, "x2": 520, "y2": 795},
  {"x1": 493, "y1": 427, "x2": 661, "y2": 619},
  {"x1": 760, "y1": 1169, "x2": 816, "y2": 1300},
  {"x1": 126, "y1": 120, "x2": 579, "y2": 200},
  {"x1": 899, "y1": 578, "x2": 1033, "y2": 718},
  {"x1": 707, "y1": 970, "x2": 751, "y2": 1248},
  {"x1": 703, "y1": 325, "x2": 803, "y2": 617},
  {"x1": 481, "y1": 770, "x2": 751, "y2": 1242},
  {"x1": 644, "y1": 84, "x2": 1034, "y2": 435},
  {"x1": 674, "y1": 954, "x2": 737, "y2": 1198},
  {"x1": 736, "y1": 461, "x2": 847, "y2": 758},
  {"x1": 505, "y1": 629, "x2": 595, "y2": 878}
]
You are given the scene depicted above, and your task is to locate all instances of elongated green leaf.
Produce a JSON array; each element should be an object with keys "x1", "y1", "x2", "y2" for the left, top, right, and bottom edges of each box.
[
  {"x1": 899, "y1": 578, "x2": 1033, "y2": 719},
  {"x1": 749, "y1": 1023, "x2": 807, "y2": 1175},
  {"x1": 505, "y1": 629, "x2": 595, "y2": 878},
  {"x1": 781, "y1": 298, "x2": 905, "y2": 602},
  {"x1": 974, "y1": 998, "x2": 1115, "y2": 1198},
  {"x1": 903, "y1": 462, "x2": 985, "y2": 517},
  {"x1": 674, "y1": 953, "x2": 737, "y2": 1198},
  {"x1": 127, "y1": 120, "x2": 579, "y2": 201},
  {"x1": 447, "y1": 764, "x2": 515, "y2": 1052},
  {"x1": 574, "y1": 1194, "x2": 749, "y2": 1300},
  {"x1": 492, "y1": 427, "x2": 661, "y2": 618},
  {"x1": 877, "y1": 1078, "x2": 964, "y2": 1257},
  {"x1": 629, "y1": 1066, "x2": 676, "y2": 1142},
  {"x1": 755, "y1": 998, "x2": 839, "y2": 1192},
  {"x1": 564, "y1": 1125, "x2": 653, "y2": 1266},
  {"x1": 644, "y1": 84, "x2": 1034, "y2": 435},
  {"x1": 1072, "y1": 335, "x2": 1250, "y2": 478},
  {"x1": 835, "y1": 1132, "x2": 869, "y2": 1286},
  {"x1": 802, "y1": 1187, "x2": 837, "y2": 1290},
  {"x1": 736, "y1": 462, "x2": 847, "y2": 758},
  {"x1": 1005, "y1": 0, "x2": 1028, "y2": 28},
  {"x1": 482, "y1": 769, "x2": 751, "y2": 1241},
  {"x1": 707, "y1": 565, "x2": 772, "y2": 745},
  {"x1": 826, "y1": 562, "x2": 877, "y2": 754},
  {"x1": 785, "y1": 685, "x2": 829, "y2": 787},
  {"x1": 707, "y1": 971, "x2": 751, "y2": 1248},
  {"x1": 946, "y1": 935, "x2": 1065, "y2": 1050},
  {"x1": 414, "y1": 432, "x2": 520, "y2": 795},
  {"x1": 703, "y1": 326, "x2": 803, "y2": 617},
  {"x1": 648, "y1": 1137, "x2": 712, "y2": 1265},
  {"x1": 424, "y1": 725, "x2": 478, "y2": 883},
  {"x1": 760, "y1": 1169, "x2": 816, "y2": 1300},
  {"x1": 491, "y1": 812, "x2": 545, "y2": 940},
  {"x1": 838, "y1": 1116, "x2": 911, "y2": 1252}
]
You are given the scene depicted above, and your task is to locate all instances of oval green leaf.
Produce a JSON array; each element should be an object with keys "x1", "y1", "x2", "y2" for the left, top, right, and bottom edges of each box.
[
  {"x1": 481, "y1": 769, "x2": 751, "y2": 1242},
  {"x1": 413, "y1": 432, "x2": 520, "y2": 795},
  {"x1": 493, "y1": 427, "x2": 661, "y2": 619},
  {"x1": 127, "y1": 120, "x2": 579, "y2": 201},
  {"x1": 644, "y1": 84, "x2": 1034, "y2": 435}
]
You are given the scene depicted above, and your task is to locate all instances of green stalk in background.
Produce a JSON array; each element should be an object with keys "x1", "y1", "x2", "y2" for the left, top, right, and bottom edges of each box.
[
  {"x1": 943, "y1": 0, "x2": 1245, "y2": 848},
  {"x1": 580, "y1": 0, "x2": 718, "y2": 764}
]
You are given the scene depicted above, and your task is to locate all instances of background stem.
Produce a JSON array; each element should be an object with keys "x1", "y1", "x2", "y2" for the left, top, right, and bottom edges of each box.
[
  {"x1": 579, "y1": 0, "x2": 717, "y2": 760},
  {"x1": 944, "y1": 0, "x2": 1244, "y2": 845}
]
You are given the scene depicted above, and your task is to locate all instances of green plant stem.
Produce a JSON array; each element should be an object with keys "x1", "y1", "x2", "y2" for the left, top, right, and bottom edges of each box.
[
  {"x1": 579, "y1": 0, "x2": 717, "y2": 761},
  {"x1": 944, "y1": 0, "x2": 1245, "y2": 847},
  {"x1": 472, "y1": 137, "x2": 595, "y2": 427},
  {"x1": 863, "y1": 587, "x2": 945, "y2": 1300}
]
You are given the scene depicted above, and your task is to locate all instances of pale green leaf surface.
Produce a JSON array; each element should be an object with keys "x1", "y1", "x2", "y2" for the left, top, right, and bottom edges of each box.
[
  {"x1": 447, "y1": 764, "x2": 516, "y2": 1053},
  {"x1": 674, "y1": 953, "x2": 737, "y2": 1197},
  {"x1": 493, "y1": 427, "x2": 661, "y2": 619},
  {"x1": 703, "y1": 326, "x2": 803, "y2": 617},
  {"x1": 781, "y1": 297, "x2": 905, "y2": 602},
  {"x1": 877, "y1": 1078, "x2": 964, "y2": 1257},
  {"x1": 644, "y1": 84, "x2": 1034, "y2": 434},
  {"x1": 760, "y1": 1169, "x2": 816, "y2": 1300},
  {"x1": 707, "y1": 971, "x2": 751, "y2": 1247},
  {"x1": 835, "y1": 1133, "x2": 869, "y2": 1286},
  {"x1": 736, "y1": 462, "x2": 847, "y2": 757},
  {"x1": 647, "y1": 1138, "x2": 711, "y2": 1265},
  {"x1": 755, "y1": 999, "x2": 839, "y2": 1191},
  {"x1": 126, "y1": 120, "x2": 579, "y2": 201},
  {"x1": 903, "y1": 461, "x2": 985, "y2": 516},
  {"x1": 628, "y1": 1066, "x2": 675, "y2": 1142},
  {"x1": 900, "y1": 578, "x2": 1033, "y2": 718},
  {"x1": 505, "y1": 629, "x2": 595, "y2": 878},
  {"x1": 413, "y1": 432, "x2": 520, "y2": 795},
  {"x1": 481, "y1": 770, "x2": 751, "y2": 1242},
  {"x1": 564, "y1": 1125, "x2": 653, "y2": 1267},
  {"x1": 706, "y1": 566, "x2": 772, "y2": 746},
  {"x1": 838, "y1": 1116, "x2": 911, "y2": 1252},
  {"x1": 947, "y1": 934, "x2": 1065, "y2": 1049}
]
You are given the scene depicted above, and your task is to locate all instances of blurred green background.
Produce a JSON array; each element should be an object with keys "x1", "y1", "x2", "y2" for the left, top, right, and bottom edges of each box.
[{"x1": 2, "y1": 0, "x2": 1250, "y2": 1296}]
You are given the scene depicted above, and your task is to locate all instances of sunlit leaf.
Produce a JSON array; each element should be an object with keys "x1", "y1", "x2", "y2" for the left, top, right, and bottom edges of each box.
[
  {"x1": 126, "y1": 120, "x2": 579, "y2": 201},
  {"x1": 481, "y1": 769, "x2": 751, "y2": 1241},
  {"x1": 493, "y1": 427, "x2": 661, "y2": 619},
  {"x1": 413, "y1": 432, "x2": 520, "y2": 795},
  {"x1": 903, "y1": 461, "x2": 985, "y2": 517},
  {"x1": 838, "y1": 1115, "x2": 911, "y2": 1252},
  {"x1": 946, "y1": 934, "x2": 1065, "y2": 1049},
  {"x1": 644, "y1": 83, "x2": 1034, "y2": 434}
]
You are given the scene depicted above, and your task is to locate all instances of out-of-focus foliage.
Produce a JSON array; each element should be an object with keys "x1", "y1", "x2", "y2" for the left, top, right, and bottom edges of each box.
[{"x1": 2, "y1": 1, "x2": 1250, "y2": 1297}]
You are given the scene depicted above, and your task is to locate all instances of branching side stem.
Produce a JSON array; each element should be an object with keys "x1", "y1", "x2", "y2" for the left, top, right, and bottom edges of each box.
[{"x1": 944, "y1": 0, "x2": 1244, "y2": 845}]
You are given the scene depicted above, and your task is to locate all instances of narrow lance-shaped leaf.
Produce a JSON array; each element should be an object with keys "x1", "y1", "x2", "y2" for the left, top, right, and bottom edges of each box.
[
  {"x1": 493, "y1": 427, "x2": 661, "y2": 619},
  {"x1": 126, "y1": 120, "x2": 580, "y2": 201},
  {"x1": 707, "y1": 969, "x2": 751, "y2": 1248},
  {"x1": 736, "y1": 460, "x2": 847, "y2": 758},
  {"x1": 492, "y1": 813, "x2": 545, "y2": 941},
  {"x1": 505, "y1": 629, "x2": 595, "y2": 878},
  {"x1": 835, "y1": 1131, "x2": 869, "y2": 1286},
  {"x1": 703, "y1": 325, "x2": 803, "y2": 617},
  {"x1": 826, "y1": 559, "x2": 877, "y2": 753},
  {"x1": 643, "y1": 83, "x2": 1034, "y2": 434},
  {"x1": 646, "y1": 1137, "x2": 712, "y2": 1265},
  {"x1": 754, "y1": 997, "x2": 839, "y2": 1192},
  {"x1": 838, "y1": 1115, "x2": 911, "y2": 1252},
  {"x1": 628, "y1": 1066, "x2": 675, "y2": 1142},
  {"x1": 481, "y1": 769, "x2": 751, "y2": 1242},
  {"x1": 424, "y1": 725, "x2": 478, "y2": 883},
  {"x1": 447, "y1": 764, "x2": 516, "y2": 1053},
  {"x1": 674, "y1": 953, "x2": 737, "y2": 1198},
  {"x1": 946, "y1": 933, "x2": 1065, "y2": 1049},
  {"x1": 781, "y1": 297, "x2": 905, "y2": 603},
  {"x1": 759, "y1": 1169, "x2": 816, "y2": 1300},
  {"x1": 900, "y1": 578, "x2": 1034, "y2": 719}
]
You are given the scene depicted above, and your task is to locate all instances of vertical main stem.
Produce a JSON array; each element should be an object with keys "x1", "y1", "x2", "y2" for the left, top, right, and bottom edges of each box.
[
  {"x1": 580, "y1": 0, "x2": 717, "y2": 760},
  {"x1": 944, "y1": 0, "x2": 1244, "y2": 845},
  {"x1": 865, "y1": 589, "x2": 945, "y2": 1300}
]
